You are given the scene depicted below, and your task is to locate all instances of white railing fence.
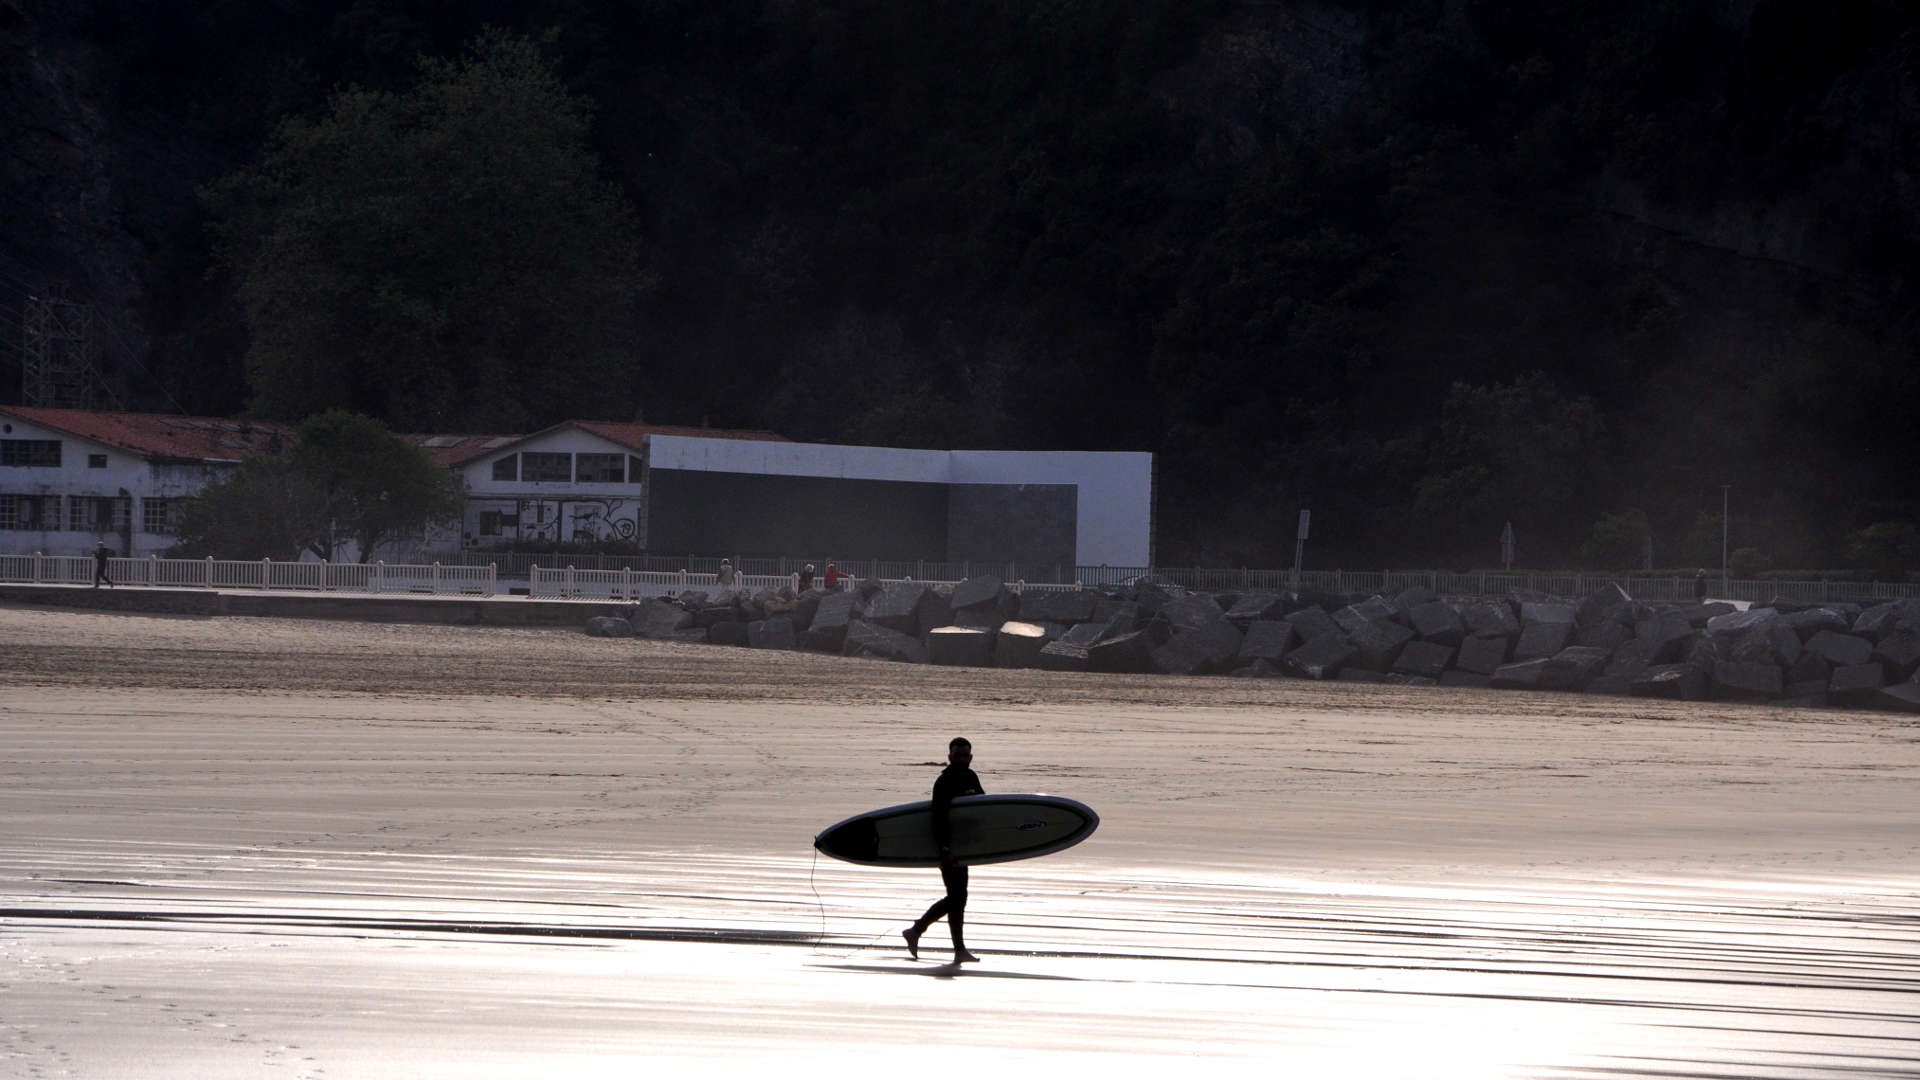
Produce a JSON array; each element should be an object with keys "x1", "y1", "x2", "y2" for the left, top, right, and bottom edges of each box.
[
  {"x1": 5, "y1": 551, "x2": 1914, "y2": 607},
  {"x1": 0, "y1": 554, "x2": 497, "y2": 596}
]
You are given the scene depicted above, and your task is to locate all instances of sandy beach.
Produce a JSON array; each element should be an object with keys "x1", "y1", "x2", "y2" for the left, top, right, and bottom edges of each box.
[{"x1": 3, "y1": 601, "x2": 1917, "y2": 1078}]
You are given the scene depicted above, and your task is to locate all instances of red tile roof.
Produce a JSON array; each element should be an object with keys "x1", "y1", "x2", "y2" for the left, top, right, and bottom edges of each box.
[
  {"x1": 2, "y1": 407, "x2": 788, "y2": 468},
  {"x1": 429, "y1": 420, "x2": 790, "y2": 462},
  {"x1": 0, "y1": 406, "x2": 294, "y2": 462}
]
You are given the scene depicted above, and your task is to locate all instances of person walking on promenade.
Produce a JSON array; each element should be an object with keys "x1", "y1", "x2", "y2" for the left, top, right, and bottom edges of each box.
[
  {"x1": 92, "y1": 541, "x2": 115, "y2": 588},
  {"x1": 903, "y1": 736, "x2": 984, "y2": 964}
]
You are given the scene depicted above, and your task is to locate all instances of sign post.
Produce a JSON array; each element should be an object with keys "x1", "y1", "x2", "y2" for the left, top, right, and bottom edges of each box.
[
  {"x1": 1500, "y1": 520, "x2": 1516, "y2": 571},
  {"x1": 1292, "y1": 509, "x2": 1310, "y2": 588}
]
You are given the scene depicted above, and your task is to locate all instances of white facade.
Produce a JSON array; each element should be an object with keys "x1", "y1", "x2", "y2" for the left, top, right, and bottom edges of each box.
[
  {"x1": 0, "y1": 414, "x2": 233, "y2": 557},
  {"x1": 451, "y1": 428, "x2": 648, "y2": 548},
  {"x1": 650, "y1": 435, "x2": 1154, "y2": 567}
]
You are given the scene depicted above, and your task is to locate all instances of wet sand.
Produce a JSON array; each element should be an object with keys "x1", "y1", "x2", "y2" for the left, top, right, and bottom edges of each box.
[{"x1": 2, "y1": 603, "x2": 1917, "y2": 1077}]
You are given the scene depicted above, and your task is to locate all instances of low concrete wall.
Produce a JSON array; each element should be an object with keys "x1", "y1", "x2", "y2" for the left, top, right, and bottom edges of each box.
[{"x1": 0, "y1": 585, "x2": 620, "y2": 627}]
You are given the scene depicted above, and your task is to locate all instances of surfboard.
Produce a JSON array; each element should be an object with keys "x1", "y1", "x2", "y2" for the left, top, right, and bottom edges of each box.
[{"x1": 813, "y1": 793, "x2": 1099, "y2": 868}]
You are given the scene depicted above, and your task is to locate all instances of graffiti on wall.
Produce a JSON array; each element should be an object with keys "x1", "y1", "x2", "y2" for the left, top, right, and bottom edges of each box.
[{"x1": 472, "y1": 498, "x2": 640, "y2": 544}]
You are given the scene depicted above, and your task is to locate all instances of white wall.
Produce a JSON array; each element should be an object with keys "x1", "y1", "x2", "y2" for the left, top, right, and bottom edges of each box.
[
  {"x1": 454, "y1": 427, "x2": 647, "y2": 547},
  {"x1": 0, "y1": 416, "x2": 234, "y2": 556},
  {"x1": 651, "y1": 435, "x2": 1154, "y2": 567},
  {"x1": 952, "y1": 450, "x2": 1154, "y2": 567}
]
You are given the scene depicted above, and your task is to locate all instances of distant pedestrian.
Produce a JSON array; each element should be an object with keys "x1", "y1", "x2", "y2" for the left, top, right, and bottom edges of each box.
[
  {"x1": 824, "y1": 562, "x2": 849, "y2": 590},
  {"x1": 797, "y1": 563, "x2": 816, "y2": 592},
  {"x1": 716, "y1": 558, "x2": 738, "y2": 589},
  {"x1": 92, "y1": 541, "x2": 115, "y2": 588},
  {"x1": 1693, "y1": 569, "x2": 1707, "y2": 600}
]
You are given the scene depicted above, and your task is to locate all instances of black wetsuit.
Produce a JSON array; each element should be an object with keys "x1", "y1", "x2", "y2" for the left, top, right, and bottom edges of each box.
[{"x1": 921, "y1": 764, "x2": 984, "y2": 931}]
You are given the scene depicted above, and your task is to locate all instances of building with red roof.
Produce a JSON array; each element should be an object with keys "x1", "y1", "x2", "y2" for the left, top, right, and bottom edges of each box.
[{"x1": 3, "y1": 406, "x2": 1151, "y2": 567}]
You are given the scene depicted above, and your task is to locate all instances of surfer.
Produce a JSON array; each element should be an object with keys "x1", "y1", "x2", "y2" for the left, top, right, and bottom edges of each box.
[{"x1": 904, "y1": 736, "x2": 983, "y2": 963}]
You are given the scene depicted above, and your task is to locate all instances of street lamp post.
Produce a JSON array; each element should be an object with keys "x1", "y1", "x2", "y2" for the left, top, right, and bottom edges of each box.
[{"x1": 1728, "y1": 480, "x2": 1743, "y2": 595}]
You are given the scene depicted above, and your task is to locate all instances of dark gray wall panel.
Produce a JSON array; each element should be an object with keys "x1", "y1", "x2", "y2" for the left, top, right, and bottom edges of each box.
[
  {"x1": 646, "y1": 469, "x2": 949, "y2": 558},
  {"x1": 946, "y1": 484, "x2": 1077, "y2": 565}
]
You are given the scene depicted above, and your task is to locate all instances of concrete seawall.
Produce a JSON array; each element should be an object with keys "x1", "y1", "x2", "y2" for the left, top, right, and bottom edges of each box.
[{"x1": 0, "y1": 584, "x2": 622, "y2": 627}]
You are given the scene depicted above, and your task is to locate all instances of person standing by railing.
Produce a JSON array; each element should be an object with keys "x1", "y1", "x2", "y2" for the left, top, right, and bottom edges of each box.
[
  {"x1": 716, "y1": 557, "x2": 738, "y2": 589},
  {"x1": 824, "y1": 561, "x2": 849, "y2": 590},
  {"x1": 797, "y1": 563, "x2": 816, "y2": 592}
]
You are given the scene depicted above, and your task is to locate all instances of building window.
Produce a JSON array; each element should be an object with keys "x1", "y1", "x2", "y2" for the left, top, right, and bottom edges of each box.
[
  {"x1": 492, "y1": 455, "x2": 518, "y2": 481},
  {"x1": 89, "y1": 453, "x2": 108, "y2": 468},
  {"x1": 522, "y1": 452, "x2": 571, "y2": 482},
  {"x1": 68, "y1": 495, "x2": 126, "y2": 532},
  {"x1": 478, "y1": 509, "x2": 517, "y2": 537},
  {"x1": 627, "y1": 455, "x2": 644, "y2": 484},
  {"x1": 142, "y1": 498, "x2": 172, "y2": 534},
  {"x1": 0, "y1": 493, "x2": 54, "y2": 529},
  {"x1": 576, "y1": 453, "x2": 624, "y2": 483},
  {"x1": 0, "y1": 439, "x2": 61, "y2": 467}
]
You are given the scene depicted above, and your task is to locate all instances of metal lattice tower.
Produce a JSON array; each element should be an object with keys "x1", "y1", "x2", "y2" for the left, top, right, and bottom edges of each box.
[{"x1": 22, "y1": 290, "x2": 115, "y2": 409}]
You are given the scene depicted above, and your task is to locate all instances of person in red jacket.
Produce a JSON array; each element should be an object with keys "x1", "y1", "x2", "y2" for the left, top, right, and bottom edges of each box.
[{"x1": 823, "y1": 562, "x2": 850, "y2": 590}]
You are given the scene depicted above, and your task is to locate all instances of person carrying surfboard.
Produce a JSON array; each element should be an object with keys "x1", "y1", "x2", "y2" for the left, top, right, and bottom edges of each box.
[{"x1": 903, "y1": 736, "x2": 983, "y2": 963}]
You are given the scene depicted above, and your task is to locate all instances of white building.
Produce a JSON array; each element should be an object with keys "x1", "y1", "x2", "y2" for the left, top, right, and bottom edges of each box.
[
  {"x1": 0, "y1": 405, "x2": 291, "y2": 556},
  {"x1": 1, "y1": 407, "x2": 1155, "y2": 567}
]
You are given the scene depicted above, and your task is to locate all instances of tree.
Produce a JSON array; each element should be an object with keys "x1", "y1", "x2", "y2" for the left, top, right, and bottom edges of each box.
[
  {"x1": 209, "y1": 29, "x2": 646, "y2": 431},
  {"x1": 289, "y1": 411, "x2": 466, "y2": 563},
  {"x1": 169, "y1": 412, "x2": 463, "y2": 563},
  {"x1": 168, "y1": 456, "x2": 330, "y2": 561}
]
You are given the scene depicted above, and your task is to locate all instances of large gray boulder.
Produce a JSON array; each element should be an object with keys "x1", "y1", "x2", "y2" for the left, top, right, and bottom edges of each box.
[
  {"x1": 1226, "y1": 591, "x2": 1289, "y2": 626},
  {"x1": 1519, "y1": 600, "x2": 1578, "y2": 627},
  {"x1": 1489, "y1": 658, "x2": 1552, "y2": 690},
  {"x1": 792, "y1": 589, "x2": 823, "y2": 633},
  {"x1": 1804, "y1": 630, "x2": 1873, "y2": 668},
  {"x1": 1152, "y1": 620, "x2": 1244, "y2": 676},
  {"x1": 1730, "y1": 622, "x2": 1802, "y2": 668},
  {"x1": 1455, "y1": 634, "x2": 1513, "y2": 675},
  {"x1": 1631, "y1": 664, "x2": 1709, "y2": 700},
  {"x1": 707, "y1": 620, "x2": 750, "y2": 647},
  {"x1": 1057, "y1": 621, "x2": 1111, "y2": 648},
  {"x1": 1037, "y1": 641, "x2": 1092, "y2": 672},
  {"x1": 1854, "y1": 599, "x2": 1920, "y2": 641},
  {"x1": 1282, "y1": 635, "x2": 1356, "y2": 680},
  {"x1": 1285, "y1": 606, "x2": 1344, "y2": 643},
  {"x1": 1160, "y1": 592, "x2": 1229, "y2": 634},
  {"x1": 1874, "y1": 679, "x2": 1920, "y2": 713},
  {"x1": 1390, "y1": 585, "x2": 1440, "y2": 616},
  {"x1": 1635, "y1": 608, "x2": 1696, "y2": 661},
  {"x1": 952, "y1": 606, "x2": 1007, "y2": 632},
  {"x1": 1345, "y1": 619, "x2": 1415, "y2": 673},
  {"x1": 1513, "y1": 620, "x2": 1573, "y2": 660},
  {"x1": 950, "y1": 575, "x2": 1010, "y2": 613},
  {"x1": 748, "y1": 617, "x2": 797, "y2": 650},
  {"x1": 844, "y1": 620, "x2": 929, "y2": 664},
  {"x1": 1333, "y1": 597, "x2": 1398, "y2": 637},
  {"x1": 1088, "y1": 630, "x2": 1155, "y2": 674},
  {"x1": 1828, "y1": 663, "x2": 1888, "y2": 708},
  {"x1": 993, "y1": 621, "x2": 1050, "y2": 668},
  {"x1": 1408, "y1": 600, "x2": 1466, "y2": 646},
  {"x1": 585, "y1": 615, "x2": 636, "y2": 638},
  {"x1": 636, "y1": 600, "x2": 695, "y2": 639},
  {"x1": 1706, "y1": 608, "x2": 1778, "y2": 639},
  {"x1": 927, "y1": 625, "x2": 995, "y2": 667},
  {"x1": 1711, "y1": 660, "x2": 1784, "y2": 701},
  {"x1": 1872, "y1": 631, "x2": 1920, "y2": 680},
  {"x1": 1393, "y1": 639, "x2": 1455, "y2": 679},
  {"x1": 1029, "y1": 588, "x2": 1100, "y2": 624},
  {"x1": 864, "y1": 582, "x2": 931, "y2": 634},
  {"x1": 1783, "y1": 607, "x2": 1851, "y2": 640},
  {"x1": 1460, "y1": 599, "x2": 1521, "y2": 638},
  {"x1": 802, "y1": 591, "x2": 859, "y2": 651},
  {"x1": 1576, "y1": 583, "x2": 1633, "y2": 628},
  {"x1": 917, "y1": 588, "x2": 955, "y2": 637},
  {"x1": 1237, "y1": 620, "x2": 1297, "y2": 664},
  {"x1": 1541, "y1": 645, "x2": 1611, "y2": 691},
  {"x1": 1576, "y1": 619, "x2": 1635, "y2": 652}
]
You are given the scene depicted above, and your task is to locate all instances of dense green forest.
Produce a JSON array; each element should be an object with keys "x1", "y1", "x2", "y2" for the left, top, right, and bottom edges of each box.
[{"x1": 2, "y1": 1, "x2": 1916, "y2": 572}]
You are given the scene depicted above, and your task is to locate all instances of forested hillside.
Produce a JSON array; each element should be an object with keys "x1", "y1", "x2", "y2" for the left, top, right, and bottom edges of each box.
[{"x1": 2, "y1": 0, "x2": 1915, "y2": 571}]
